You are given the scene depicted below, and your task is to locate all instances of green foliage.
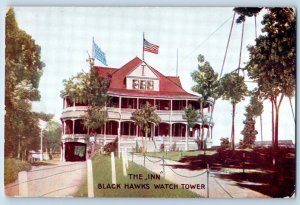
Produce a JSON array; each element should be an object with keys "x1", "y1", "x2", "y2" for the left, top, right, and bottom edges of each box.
[
  {"x1": 233, "y1": 7, "x2": 262, "y2": 23},
  {"x1": 191, "y1": 54, "x2": 219, "y2": 101},
  {"x1": 83, "y1": 106, "x2": 108, "y2": 131},
  {"x1": 220, "y1": 137, "x2": 230, "y2": 149},
  {"x1": 43, "y1": 121, "x2": 62, "y2": 153},
  {"x1": 4, "y1": 158, "x2": 31, "y2": 185},
  {"x1": 246, "y1": 96, "x2": 263, "y2": 119},
  {"x1": 239, "y1": 8, "x2": 296, "y2": 149},
  {"x1": 103, "y1": 138, "x2": 118, "y2": 153},
  {"x1": 247, "y1": 9, "x2": 296, "y2": 98},
  {"x1": 131, "y1": 102, "x2": 161, "y2": 135},
  {"x1": 241, "y1": 118, "x2": 258, "y2": 148},
  {"x1": 61, "y1": 68, "x2": 109, "y2": 131},
  {"x1": 218, "y1": 73, "x2": 248, "y2": 105},
  {"x1": 183, "y1": 104, "x2": 200, "y2": 129},
  {"x1": 5, "y1": 8, "x2": 49, "y2": 158},
  {"x1": 60, "y1": 68, "x2": 109, "y2": 105},
  {"x1": 219, "y1": 73, "x2": 248, "y2": 150}
]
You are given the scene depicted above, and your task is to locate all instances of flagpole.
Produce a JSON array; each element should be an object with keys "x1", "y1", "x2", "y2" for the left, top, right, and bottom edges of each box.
[
  {"x1": 176, "y1": 48, "x2": 179, "y2": 76},
  {"x1": 92, "y1": 37, "x2": 94, "y2": 58},
  {"x1": 142, "y1": 32, "x2": 145, "y2": 61}
]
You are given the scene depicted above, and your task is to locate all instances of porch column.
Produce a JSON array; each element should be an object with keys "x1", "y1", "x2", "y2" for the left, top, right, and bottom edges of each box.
[
  {"x1": 63, "y1": 97, "x2": 66, "y2": 109},
  {"x1": 185, "y1": 124, "x2": 188, "y2": 151},
  {"x1": 211, "y1": 126, "x2": 213, "y2": 139},
  {"x1": 72, "y1": 119, "x2": 75, "y2": 138},
  {"x1": 119, "y1": 96, "x2": 122, "y2": 112},
  {"x1": 104, "y1": 123, "x2": 107, "y2": 145},
  {"x1": 61, "y1": 142, "x2": 65, "y2": 161},
  {"x1": 118, "y1": 120, "x2": 121, "y2": 158},
  {"x1": 60, "y1": 142, "x2": 63, "y2": 161},
  {"x1": 73, "y1": 100, "x2": 75, "y2": 111},
  {"x1": 169, "y1": 123, "x2": 172, "y2": 143},
  {"x1": 137, "y1": 98, "x2": 139, "y2": 109},
  {"x1": 61, "y1": 121, "x2": 64, "y2": 135}
]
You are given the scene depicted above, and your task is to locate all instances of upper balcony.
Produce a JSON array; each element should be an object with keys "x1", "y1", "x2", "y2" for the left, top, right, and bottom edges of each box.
[{"x1": 61, "y1": 96, "x2": 214, "y2": 125}]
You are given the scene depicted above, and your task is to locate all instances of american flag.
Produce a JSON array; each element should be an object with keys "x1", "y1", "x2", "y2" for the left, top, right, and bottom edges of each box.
[{"x1": 144, "y1": 39, "x2": 159, "y2": 54}]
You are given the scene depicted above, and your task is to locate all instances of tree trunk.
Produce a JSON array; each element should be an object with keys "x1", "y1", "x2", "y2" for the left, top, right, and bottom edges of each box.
[
  {"x1": 271, "y1": 99, "x2": 275, "y2": 148},
  {"x1": 200, "y1": 102, "x2": 204, "y2": 149},
  {"x1": 274, "y1": 108, "x2": 279, "y2": 149},
  {"x1": 231, "y1": 103, "x2": 236, "y2": 151},
  {"x1": 260, "y1": 114, "x2": 263, "y2": 146}
]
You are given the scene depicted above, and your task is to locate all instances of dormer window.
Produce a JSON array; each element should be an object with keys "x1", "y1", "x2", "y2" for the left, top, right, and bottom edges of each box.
[
  {"x1": 140, "y1": 80, "x2": 146, "y2": 89},
  {"x1": 147, "y1": 80, "x2": 154, "y2": 90},
  {"x1": 133, "y1": 80, "x2": 139, "y2": 89},
  {"x1": 132, "y1": 79, "x2": 154, "y2": 90}
]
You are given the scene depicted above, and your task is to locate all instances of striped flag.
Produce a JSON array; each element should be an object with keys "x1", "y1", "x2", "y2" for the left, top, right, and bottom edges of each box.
[
  {"x1": 92, "y1": 39, "x2": 108, "y2": 66},
  {"x1": 143, "y1": 39, "x2": 159, "y2": 54}
]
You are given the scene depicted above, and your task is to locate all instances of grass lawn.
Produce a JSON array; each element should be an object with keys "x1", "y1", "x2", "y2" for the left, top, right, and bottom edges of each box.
[
  {"x1": 139, "y1": 150, "x2": 217, "y2": 162},
  {"x1": 4, "y1": 158, "x2": 31, "y2": 185},
  {"x1": 76, "y1": 154, "x2": 199, "y2": 197}
]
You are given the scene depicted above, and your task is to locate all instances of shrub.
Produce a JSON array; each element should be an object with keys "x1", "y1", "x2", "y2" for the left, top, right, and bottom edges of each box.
[
  {"x1": 103, "y1": 137, "x2": 118, "y2": 153},
  {"x1": 170, "y1": 142, "x2": 178, "y2": 151},
  {"x1": 4, "y1": 158, "x2": 31, "y2": 185},
  {"x1": 160, "y1": 143, "x2": 165, "y2": 152},
  {"x1": 220, "y1": 137, "x2": 230, "y2": 149}
]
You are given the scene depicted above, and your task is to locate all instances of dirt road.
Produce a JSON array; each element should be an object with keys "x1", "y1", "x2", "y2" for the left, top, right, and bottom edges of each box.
[{"x1": 5, "y1": 160, "x2": 86, "y2": 197}]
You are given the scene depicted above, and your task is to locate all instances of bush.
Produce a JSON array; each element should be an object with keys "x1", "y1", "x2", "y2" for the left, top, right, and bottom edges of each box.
[
  {"x1": 220, "y1": 137, "x2": 230, "y2": 149},
  {"x1": 103, "y1": 137, "x2": 118, "y2": 153},
  {"x1": 133, "y1": 145, "x2": 143, "y2": 153},
  {"x1": 170, "y1": 142, "x2": 179, "y2": 151},
  {"x1": 4, "y1": 158, "x2": 31, "y2": 185},
  {"x1": 160, "y1": 143, "x2": 165, "y2": 152}
]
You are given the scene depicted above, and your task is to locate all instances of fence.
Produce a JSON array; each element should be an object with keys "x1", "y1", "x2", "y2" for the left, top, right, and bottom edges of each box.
[
  {"x1": 132, "y1": 152, "x2": 234, "y2": 198},
  {"x1": 5, "y1": 162, "x2": 86, "y2": 197}
]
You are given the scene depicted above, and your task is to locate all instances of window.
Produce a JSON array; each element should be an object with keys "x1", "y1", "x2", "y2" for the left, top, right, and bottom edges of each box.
[
  {"x1": 133, "y1": 79, "x2": 139, "y2": 89},
  {"x1": 140, "y1": 80, "x2": 146, "y2": 89},
  {"x1": 132, "y1": 79, "x2": 155, "y2": 90},
  {"x1": 147, "y1": 80, "x2": 154, "y2": 90}
]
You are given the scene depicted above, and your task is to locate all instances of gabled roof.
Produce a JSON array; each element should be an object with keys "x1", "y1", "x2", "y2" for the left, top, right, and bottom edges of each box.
[
  {"x1": 166, "y1": 76, "x2": 182, "y2": 87},
  {"x1": 94, "y1": 57, "x2": 197, "y2": 99}
]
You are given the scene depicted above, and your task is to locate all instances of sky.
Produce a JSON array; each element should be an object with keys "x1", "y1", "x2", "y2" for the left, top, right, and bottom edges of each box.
[{"x1": 12, "y1": 7, "x2": 295, "y2": 145}]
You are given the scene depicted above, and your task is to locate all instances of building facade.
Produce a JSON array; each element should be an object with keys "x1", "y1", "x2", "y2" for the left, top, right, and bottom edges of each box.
[{"x1": 60, "y1": 57, "x2": 214, "y2": 161}]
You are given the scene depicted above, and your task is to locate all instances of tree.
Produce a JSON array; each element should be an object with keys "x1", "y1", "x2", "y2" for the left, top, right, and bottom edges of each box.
[
  {"x1": 241, "y1": 117, "x2": 258, "y2": 148},
  {"x1": 183, "y1": 104, "x2": 200, "y2": 149},
  {"x1": 61, "y1": 68, "x2": 110, "y2": 133},
  {"x1": 191, "y1": 54, "x2": 219, "y2": 148},
  {"x1": 240, "y1": 96, "x2": 263, "y2": 147},
  {"x1": 5, "y1": 8, "x2": 49, "y2": 158},
  {"x1": 218, "y1": 73, "x2": 248, "y2": 150},
  {"x1": 237, "y1": 8, "x2": 296, "y2": 150},
  {"x1": 220, "y1": 137, "x2": 230, "y2": 150},
  {"x1": 43, "y1": 121, "x2": 62, "y2": 155},
  {"x1": 131, "y1": 102, "x2": 161, "y2": 152}
]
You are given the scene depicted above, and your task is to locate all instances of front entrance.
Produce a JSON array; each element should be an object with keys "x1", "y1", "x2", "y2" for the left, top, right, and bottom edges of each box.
[{"x1": 64, "y1": 142, "x2": 86, "y2": 161}]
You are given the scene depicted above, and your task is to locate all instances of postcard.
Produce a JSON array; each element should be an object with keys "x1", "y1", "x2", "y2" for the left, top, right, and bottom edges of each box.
[{"x1": 4, "y1": 7, "x2": 296, "y2": 198}]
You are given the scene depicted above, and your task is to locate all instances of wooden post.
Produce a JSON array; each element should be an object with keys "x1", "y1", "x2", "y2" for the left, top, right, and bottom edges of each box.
[
  {"x1": 143, "y1": 153, "x2": 146, "y2": 167},
  {"x1": 125, "y1": 148, "x2": 129, "y2": 168},
  {"x1": 87, "y1": 159, "x2": 94, "y2": 197},
  {"x1": 207, "y1": 163, "x2": 209, "y2": 198},
  {"x1": 111, "y1": 152, "x2": 116, "y2": 184},
  {"x1": 132, "y1": 151, "x2": 134, "y2": 162},
  {"x1": 122, "y1": 150, "x2": 127, "y2": 176},
  {"x1": 162, "y1": 156, "x2": 165, "y2": 178},
  {"x1": 18, "y1": 171, "x2": 28, "y2": 197}
]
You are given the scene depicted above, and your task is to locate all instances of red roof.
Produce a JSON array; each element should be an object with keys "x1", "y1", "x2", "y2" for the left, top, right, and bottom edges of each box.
[{"x1": 94, "y1": 57, "x2": 198, "y2": 99}]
